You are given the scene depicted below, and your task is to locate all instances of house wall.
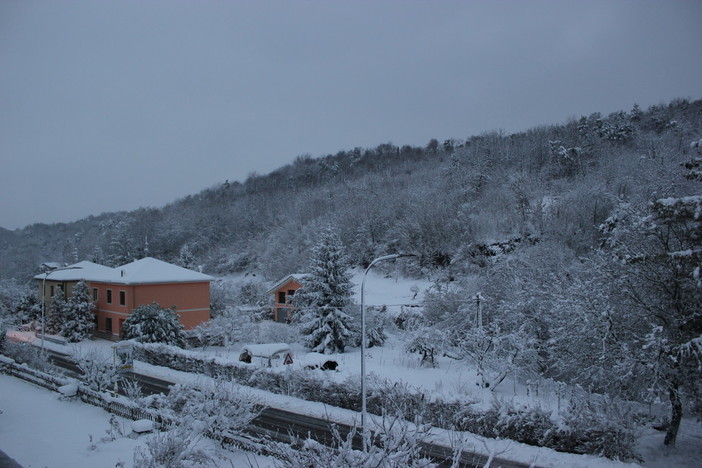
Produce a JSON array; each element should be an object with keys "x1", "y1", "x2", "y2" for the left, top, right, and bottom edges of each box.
[
  {"x1": 92, "y1": 281, "x2": 211, "y2": 338},
  {"x1": 271, "y1": 278, "x2": 303, "y2": 323},
  {"x1": 37, "y1": 280, "x2": 79, "y2": 307},
  {"x1": 133, "y1": 282, "x2": 211, "y2": 330}
]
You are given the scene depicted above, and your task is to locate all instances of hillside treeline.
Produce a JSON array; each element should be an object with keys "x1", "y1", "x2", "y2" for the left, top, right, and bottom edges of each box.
[{"x1": 1, "y1": 98, "x2": 700, "y2": 282}]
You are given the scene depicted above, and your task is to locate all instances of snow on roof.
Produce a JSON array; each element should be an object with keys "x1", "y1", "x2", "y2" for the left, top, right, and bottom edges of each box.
[
  {"x1": 266, "y1": 273, "x2": 309, "y2": 294},
  {"x1": 33, "y1": 261, "x2": 116, "y2": 282},
  {"x1": 34, "y1": 257, "x2": 214, "y2": 285},
  {"x1": 114, "y1": 257, "x2": 214, "y2": 284},
  {"x1": 240, "y1": 343, "x2": 292, "y2": 358}
]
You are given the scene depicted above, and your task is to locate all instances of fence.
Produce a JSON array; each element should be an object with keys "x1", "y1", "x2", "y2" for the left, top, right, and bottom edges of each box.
[
  {"x1": 0, "y1": 354, "x2": 269, "y2": 456},
  {"x1": 0, "y1": 355, "x2": 168, "y2": 429}
]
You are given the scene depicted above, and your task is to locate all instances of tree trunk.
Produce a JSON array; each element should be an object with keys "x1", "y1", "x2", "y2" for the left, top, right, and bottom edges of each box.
[{"x1": 664, "y1": 384, "x2": 682, "y2": 446}]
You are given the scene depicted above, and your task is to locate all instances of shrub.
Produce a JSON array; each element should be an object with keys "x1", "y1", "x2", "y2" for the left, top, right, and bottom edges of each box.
[{"x1": 121, "y1": 303, "x2": 185, "y2": 347}]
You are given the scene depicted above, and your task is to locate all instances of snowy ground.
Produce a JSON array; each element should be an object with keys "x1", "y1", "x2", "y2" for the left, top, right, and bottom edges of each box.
[
  {"x1": 0, "y1": 373, "x2": 275, "y2": 468},
  {"x1": 4, "y1": 271, "x2": 700, "y2": 467}
]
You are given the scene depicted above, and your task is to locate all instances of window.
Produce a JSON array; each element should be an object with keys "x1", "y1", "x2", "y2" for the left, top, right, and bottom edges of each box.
[
  {"x1": 105, "y1": 317, "x2": 113, "y2": 333},
  {"x1": 106, "y1": 289, "x2": 112, "y2": 304},
  {"x1": 92, "y1": 288, "x2": 98, "y2": 301},
  {"x1": 287, "y1": 289, "x2": 296, "y2": 297},
  {"x1": 119, "y1": 291, "x2": 126, "y2": 306},
  {"x1": 50, "y1": 285, "x2": 55, "y2": 297},
  {"x1": 278, "y1": 291, "x2": 286, "y2": 304}
]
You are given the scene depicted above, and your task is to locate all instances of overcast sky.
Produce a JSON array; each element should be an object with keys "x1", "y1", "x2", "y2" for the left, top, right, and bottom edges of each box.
[{"x1": 1, "y1": 1, "x2": 701, "y2": 230}]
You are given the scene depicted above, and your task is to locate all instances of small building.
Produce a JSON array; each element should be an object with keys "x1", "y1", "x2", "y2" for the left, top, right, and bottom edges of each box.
[
  {"x1": 267, "y1": 273, "x2": 308, "y2": 323},
  {"x1": 35, "y1": 257, "x2": 214, "y2": 340}
]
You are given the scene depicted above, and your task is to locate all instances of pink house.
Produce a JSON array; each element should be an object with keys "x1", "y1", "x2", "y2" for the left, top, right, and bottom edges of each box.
[
  {"x1": 36, "y1": 257, "x2": 214, "y2": 340},
  {"x1": 267, "y1": 274, "x2": 308, "y2": 323}
]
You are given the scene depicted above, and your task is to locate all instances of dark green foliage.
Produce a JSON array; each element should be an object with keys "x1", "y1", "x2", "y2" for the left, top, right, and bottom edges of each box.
[
  {"x1": 294, "y1": 226, "x2": 354, "y2": 353},
  {"x1": 120, "y1": 303, "x2": 185, "y2": 347},
  {"x1": 45, "y1": 287, "x2": 67, "y2": 335},
  {"x1": 13, "y1": 294, "x2": 42, "y2": 325},
  {"x1": 62, "y1": 280, "x2": 96, "y2": 342}
]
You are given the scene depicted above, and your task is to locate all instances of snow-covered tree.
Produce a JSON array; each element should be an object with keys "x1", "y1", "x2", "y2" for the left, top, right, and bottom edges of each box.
[
  {"x1": 13, "y1": 293, "x2": 42, "y2": 327},
  {"x1": 596, "y1": 154, "x2": 702, "y2": 446},
  {"x1": 62, "y1": 280, "x2": 96, "y2": 342},
  {"x1": 107, "y1": 219, "x2": 135, "y2": 267},
  {"x1": 177, "y1": 244, "x2": 196, "y2": 270},
  {"x1": 45, "y1": 287, "x2": 68, "y2": 335},
  {"x1": 293, "y1": 226, "x2": 354, "y2": 354},
  {"x1": 91, "y1": 245, "x2": 107, "y2": 265},
  {"x1": 120, "y1": 302, "x2": 185, "y2": 347},
  {"x1": 77, "y1": 349, "x2": 118, "y2": 392}
]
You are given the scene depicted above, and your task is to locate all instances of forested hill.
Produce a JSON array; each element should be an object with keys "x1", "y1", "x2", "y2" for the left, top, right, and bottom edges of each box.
[{"x1": 2, "y1": 98, "x2": 701, "y2": 283}]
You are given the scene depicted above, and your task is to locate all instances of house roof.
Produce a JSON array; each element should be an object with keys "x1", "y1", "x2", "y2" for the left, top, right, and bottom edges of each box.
[
  {"x1": 34, "y1": 257, "x2": 214, "y2": 285},
  {"x1": 266, "y1": 273, "x2": 309, "y2": 294},
  {"x1": 33, "y1": 261, "x2": 116, "y2": 282},
  {"x1": 113, "y1": 257, "x2": 214, "y2": 284}
]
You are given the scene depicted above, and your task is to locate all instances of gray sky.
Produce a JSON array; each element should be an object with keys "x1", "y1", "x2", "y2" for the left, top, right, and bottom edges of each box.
[{"x1": 1, "y1": 1, "x2": 701, "y2": 230}]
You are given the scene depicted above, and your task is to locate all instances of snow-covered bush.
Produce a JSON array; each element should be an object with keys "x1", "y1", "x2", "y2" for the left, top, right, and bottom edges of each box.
[
  {"x1": 153, "y1": 381, "x2": 259, "y2": 440},
  {"x1": 120, "y1": 302, "x2": 185, "y2": 347},
  {"x1": 77, "y1": 349, "x2": 118, "y2": 392},
  {"x1": 404, "y1": 328, "x2": 447, "y2": 367},
  {"x1": 349, "y1": 306, "x2": 387, "y2": 348},
  {"x1": 273, "y1": 416, "x2": 436, "y2": 468},
  {"x1": 245, "y1": 320, "x2": 302, "y2": 345},
  {"x1": 133, "y1": 428, "x2": 213, "y2": 468},
  {"x1": 2, "y1": 341, "x2": 54, "y2": 373},
  {"x1": 555, "y1": 398, "x2": 640, "y2": 461}
]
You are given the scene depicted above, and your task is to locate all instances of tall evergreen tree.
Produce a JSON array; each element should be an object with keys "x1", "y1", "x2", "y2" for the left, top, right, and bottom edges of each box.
[
  {"x1": 45, "y1": 287, "x2": 68, "y2": 335},
  {"x1": 107, "y1": 220, "x2": 134, "y2": 267},
  {"x1": 293, "y1": 227, "x2": 354, "y2": 354},
  {"x1": 63, "y1": 280, "x2": 96, "y2": 342},
  {"x1": 14, "y1": 294, "x2": 42, "y2": 326}
]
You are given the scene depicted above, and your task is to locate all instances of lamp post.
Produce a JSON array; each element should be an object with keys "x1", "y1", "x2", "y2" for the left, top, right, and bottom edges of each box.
[
  {"x1": 360, "y1": 253, "x2": 416, "y2": 450},
  {"x1": 40, "y1": 265, "x2": 81, "y2": 352}
]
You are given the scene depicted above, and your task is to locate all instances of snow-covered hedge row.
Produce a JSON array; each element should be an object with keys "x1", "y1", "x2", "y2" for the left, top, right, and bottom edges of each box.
[{"x1": 133, "y1": 342, "x2": 640, "y2": 460}]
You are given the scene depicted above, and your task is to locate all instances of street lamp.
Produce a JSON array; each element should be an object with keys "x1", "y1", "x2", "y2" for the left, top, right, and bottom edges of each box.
[
  {"x1": 40, "y1": 265, "x2": 81, "y2": 352},
  {"x1": 360, "y1": 253, "x2": 416, "y2": 450}
]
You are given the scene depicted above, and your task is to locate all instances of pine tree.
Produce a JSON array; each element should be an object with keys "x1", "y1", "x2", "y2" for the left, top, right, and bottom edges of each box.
[
  {"x1": 107, "y1": 220, "x2": 134, "y2": 267},
  {"x1": 178, "y1": 244, "x2": 196, "y2": 269},
  {"x1": 14, "y1": 294, "x2": 42, "y2": 326},
  {"x1": 62, "y1": 281, "x2": 96, "y2": 342},
  {"x1": 45, "y1": 288, "x2": 68, "y2": 335},
  {"x1": 120, "y1": 302, "x2": 185, "y2": 347},
  {"x1": 293, "y1": 227, "x2": 354, "y2": 354}
]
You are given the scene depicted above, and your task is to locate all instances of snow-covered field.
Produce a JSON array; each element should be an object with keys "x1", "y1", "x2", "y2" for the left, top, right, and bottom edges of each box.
[{"x1": 0, "y1": 373, "x2": 275, "y2": 468}]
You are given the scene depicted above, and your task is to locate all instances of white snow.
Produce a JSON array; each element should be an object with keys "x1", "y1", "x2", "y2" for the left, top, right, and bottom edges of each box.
[
  {"x1": 0, "y1": 373, "x2": 274, "y2": 468},
  {"x1": 32, "y1": 257, "x2": 214, "y2": 285},
  {"x1": 240, "y1": 343, "x2": 292, "y2": 359},
  {"x1": 131, "y1": 419, "x2": 155, "y2": 433},
  {"x1": 58, "y1": 383, "x2": 78, "y2": 397}
]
